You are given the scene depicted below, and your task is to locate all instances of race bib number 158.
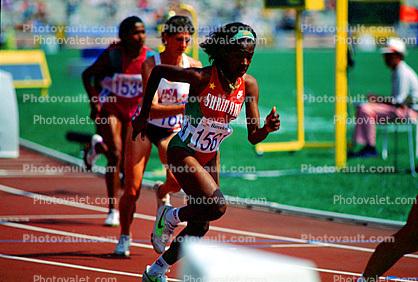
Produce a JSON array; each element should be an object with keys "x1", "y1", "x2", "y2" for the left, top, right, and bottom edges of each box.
[{"x1": 187, "y1": 117, "x2": 232, "y2": 153}]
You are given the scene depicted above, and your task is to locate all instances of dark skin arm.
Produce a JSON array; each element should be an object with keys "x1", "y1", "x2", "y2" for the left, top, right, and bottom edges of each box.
[
  {"x1": 142, "y1": 56, "x2": 203, "y2": 119},
  {"x1": 244, "y1": 74, "x2": 280, "y2": 144},
  {"x1": 132, "y1": 65, "x2": 208, "y2": 140},
  {"x1": 141, "y1": 58, "x2": 186, "y2": 119},
  {"x1": 81, "y1": 49, "x2": 111, "y2": 120},
  {"x1": 133, "y1": 66, "x2": 280, "y2": 143}
]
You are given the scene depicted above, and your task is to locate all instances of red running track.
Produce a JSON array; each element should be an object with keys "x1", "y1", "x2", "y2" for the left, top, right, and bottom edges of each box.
[{"x1": 0, "y1": 147, "x2": 417, "y2": 282}]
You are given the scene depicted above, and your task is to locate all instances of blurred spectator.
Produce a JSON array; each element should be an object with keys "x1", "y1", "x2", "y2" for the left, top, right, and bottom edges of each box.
[
  {"x1": 20, "y1": 0, "x2": 37, "y2": 25},
  {"x1": 100, "y1": 0, "x2": 118, "y2": 23},
  {"x1": 35, "y1": 0, "x2": 48, "y2": 23},
  {"x1": 349, "y1": 38, "x2": 418, "y2": 158},
  {"x1": 278, "y1": 10, "x2": 296, "y2": 31},
  {"x1": 65, "y1": 0, "x2": 80, "y2": 25}
]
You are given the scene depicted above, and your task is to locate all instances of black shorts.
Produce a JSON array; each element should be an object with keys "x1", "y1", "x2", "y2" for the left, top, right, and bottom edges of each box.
[{"x1": 145, "y1": 123, "x2": 174, "y2": 146}]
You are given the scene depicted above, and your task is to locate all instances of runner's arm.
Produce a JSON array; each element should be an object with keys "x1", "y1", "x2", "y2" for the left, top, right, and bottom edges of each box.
[
  {"x1": 141, "y1": 60, "x2": 186, "y2": 119},
  {"x1": 81, "y1": 49, "x2": 111, "y2": 118},
  {"x1": 244, "y1": 74, "x2": 280, "y2": 145},
  {"x1": 133, "y1": 65, "x2": 202, "y2": 140}
]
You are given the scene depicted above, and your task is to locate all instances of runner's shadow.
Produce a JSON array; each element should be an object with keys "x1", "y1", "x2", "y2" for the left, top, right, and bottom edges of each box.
[
  {"x1": 11, "y1": 252, "x2": 135, "y2": 260},
  {"x1": 29, "y1": 219, "x2": 96, "y2": 226},
  {"x1": 37, "y1": 189, "x2": 94, "y2": 198}
]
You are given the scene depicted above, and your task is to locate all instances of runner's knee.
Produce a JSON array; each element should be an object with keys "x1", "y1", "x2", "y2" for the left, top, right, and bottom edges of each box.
[
  {"x1": 187, "y1": 221, "x2": 210, "y2": 237},
  {"x1": 121, "y1": 189, "x2": 140, "y2": 201},
  {"x1": 107, "y1": 149, "x2": 122, "y2": 165},
  {"x1": 209, "y1": 190, "x2": 227, "y2": 220}
]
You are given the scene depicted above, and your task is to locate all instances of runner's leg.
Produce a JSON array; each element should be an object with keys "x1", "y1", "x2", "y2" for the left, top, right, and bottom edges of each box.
[{"x1": 119, "y1": 124, "x2": 152, "y2": 235}]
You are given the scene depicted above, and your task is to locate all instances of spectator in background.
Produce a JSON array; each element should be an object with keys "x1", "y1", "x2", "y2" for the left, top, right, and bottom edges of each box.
[
  {"x1": 21, "y1": 0, "x2": 36, "y2": 25},
  {"x1": 349, "y1": 38, "x2": 418, "y2": 158},
  {"x1": 65, "y1": 0, "x2": 80, "y2": 25},
  {"x1": 35, "y1": 0, "x2": 47, "y2": 23},
  {"x1": 103, "y1": 0, "x2": 117, "y2": 22}
]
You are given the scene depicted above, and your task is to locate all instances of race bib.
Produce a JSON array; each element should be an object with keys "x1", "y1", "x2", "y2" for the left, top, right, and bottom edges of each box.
[
  {"x1": 101, "y1": 74, "x2": 143, "y2": 98},
  {"x1": 147, "y1": 79, "x2": 190, "y2": 129},
  {"x1": 158, "y1": 79, "x2": 190, "y2": 105},
  {"x1": 149, "y1": 114, "x2": 183, "y2": 129},
  {"x1": 180, "y1": 116, "x2": 232, "y2": 153}
]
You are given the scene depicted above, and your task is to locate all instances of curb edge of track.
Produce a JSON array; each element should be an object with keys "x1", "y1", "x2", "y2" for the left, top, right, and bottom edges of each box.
[{"x1": 19, "y1": 138, "x2": 405, "y2": 229}]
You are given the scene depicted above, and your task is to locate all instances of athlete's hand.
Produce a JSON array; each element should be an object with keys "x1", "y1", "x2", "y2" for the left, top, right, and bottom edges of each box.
[
  {"x1": 131, "y1": 115, "x2": 148, "y2": 141},
  {"x1": 264, "y1": 106, "x2": 280, "y2": 133}
]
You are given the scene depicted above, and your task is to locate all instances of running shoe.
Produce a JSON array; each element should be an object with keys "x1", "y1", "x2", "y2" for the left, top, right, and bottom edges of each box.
[
  {"x1": 104, "y1": 209, "x2": 120, "y2": 226},
  {"x1": 154, "y1": 181, "x2": 170, "y2": 209},
  {"x1": 83, "y1": 134, "x2": 103, "y2": 170},
  {"x1": 142, "y1": 265, "x2": 167, "y2": 282},
  {"x1": 348, "y1": 146, "x2": 378, "y2": 158},
  {"x1": 151, "y1": 205, "x2": 177, "y2": 254},
  {"x1": 114, "y1": 234, "x2": 131, "y2": 257}
]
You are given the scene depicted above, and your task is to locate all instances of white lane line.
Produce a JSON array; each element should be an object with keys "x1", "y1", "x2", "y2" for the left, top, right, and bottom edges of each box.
[
  {"x1": 0, "y1": 253, "x2": 181, "y2": 282},
  {"x1": 1, "y1": 184, "x2": 418, "y2": 259},
  {"x1": 0, "y1": 169, "x2": 94, "y2": 178},
  {"x1": 0, "y1": 214, "x2": 107, "y2": 221},
  {"x1": 0, "y1": 221, "x2": 153, "y2": 250},
  {"x1": 208, "y1": 225, "x2": 418, "y2": 258},
  {"x1": 0, "y1": 184, "x2": 155, "y2": 220},
  {"x1": 0, "y1": 224, "x2": 412, "y2": 281},
  {"x1": 269, "y1": 244, "x2": 322, "y2": 248}
]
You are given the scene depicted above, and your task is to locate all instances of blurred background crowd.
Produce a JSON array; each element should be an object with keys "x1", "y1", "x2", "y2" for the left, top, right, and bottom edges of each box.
[{"x1": 3, "y1": 0, "x2": 416, "y2": 51}]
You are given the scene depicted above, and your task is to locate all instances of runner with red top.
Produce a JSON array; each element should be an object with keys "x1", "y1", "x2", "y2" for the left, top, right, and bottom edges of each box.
[
  {"x1": 132, "y1": 22, "x2": 280, "y2": 282},
  {"x1": 81, "y1": 16, "x2": 154, "y2": 226}
]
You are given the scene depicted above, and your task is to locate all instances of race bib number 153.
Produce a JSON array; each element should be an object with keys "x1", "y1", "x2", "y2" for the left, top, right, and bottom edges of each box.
[{"x1": 113, "y1": 74, "x2": 143, "y2": 98}]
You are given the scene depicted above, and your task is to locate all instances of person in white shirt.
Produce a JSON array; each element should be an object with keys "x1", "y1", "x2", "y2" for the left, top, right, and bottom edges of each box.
[{"x1": 349, "y1": 38, "x2": 418, "y2": 158}]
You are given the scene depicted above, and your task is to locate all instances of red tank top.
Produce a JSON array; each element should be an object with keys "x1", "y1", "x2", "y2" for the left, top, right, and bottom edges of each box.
[
  {"x1": 176, "y1": 67, "x2": 246, "y2": 154},
  {"x1": 198, "y1": 67, "x2": 246, "y2": 123}
]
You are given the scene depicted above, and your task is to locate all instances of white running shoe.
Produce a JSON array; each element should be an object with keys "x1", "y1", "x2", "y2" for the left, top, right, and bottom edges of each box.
[
  {"x1": 154, "y1": 181, "x2": 170, "y2": 209},
  {"x1": 114, "y1": 234, "x2": 131, "y2": 257},
  {"x1": 104, "y1": 209, "x2": 119, "y2": 226},
  {"x1": 83, "y1": 134, "x2": 103, "y2": 170},
  {"x1": 151, "y1": 205, "x2": 177, "y2": 254},
  {"x1": 142, "y1": 265, "x2": 167, "y2": 282}
]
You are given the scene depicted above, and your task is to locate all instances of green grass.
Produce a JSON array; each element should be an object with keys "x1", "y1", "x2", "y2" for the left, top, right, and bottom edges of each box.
[{"x1": 16, "y1": 48, "x2": 418, "y2": 222}]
